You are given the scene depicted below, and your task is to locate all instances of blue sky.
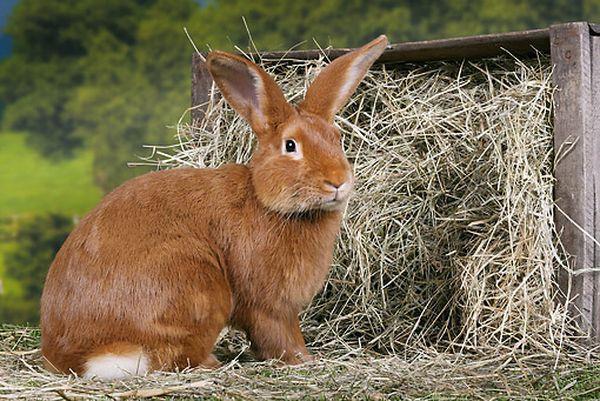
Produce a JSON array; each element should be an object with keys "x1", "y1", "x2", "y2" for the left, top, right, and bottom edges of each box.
[
  {"x1": 0, "y1": 0, "x2": 18, "y2": 28},
  {"x1": 0, "y1": 0, "x2": 18, "y2": 59}
]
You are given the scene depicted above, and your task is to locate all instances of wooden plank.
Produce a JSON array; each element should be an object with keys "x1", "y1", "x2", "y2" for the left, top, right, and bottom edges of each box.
[
  {"x1": 259, "y1": 28, "x2": 549, "y2": 63},
  {"x1": 589, "y1": 25, "x2": 600, "y2": 337},
  {"x1": 191, "y1": 53, "x2": 213, "y2": 123},
  {"x1": 550, "y1": 22, "x2": 599, "y2": 337}
]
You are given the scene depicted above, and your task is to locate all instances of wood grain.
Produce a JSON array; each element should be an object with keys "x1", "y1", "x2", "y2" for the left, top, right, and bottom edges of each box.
[
  {"x1": 591, "y1": 32, "x2": 600, "y2": 337},
  {"x1": 259, "y1": 28, "x2": 549, "y2": 63},
  {"x1": 550, "y1": 22, "x2": 600, "y2": 337}
]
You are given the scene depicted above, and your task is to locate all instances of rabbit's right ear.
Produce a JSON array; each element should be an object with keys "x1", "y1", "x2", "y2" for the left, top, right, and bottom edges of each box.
[
  {"x1": 206, "y1": 52, "x2": 293, "y2": 135},
  {"x1": 300, "y1": 35, "x2": 388, "y2": 122}
]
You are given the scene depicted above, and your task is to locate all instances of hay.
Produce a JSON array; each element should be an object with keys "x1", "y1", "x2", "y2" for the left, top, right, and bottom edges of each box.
[
  {"x1": 153, "y1": 52, "x2": 583, "y2": 356},
  {"x1": 3, "y1": 52, "x2": 600, "y2": 399},
  {"x1": 1, "y1": 326, "x2": 600, "y2": 400}
]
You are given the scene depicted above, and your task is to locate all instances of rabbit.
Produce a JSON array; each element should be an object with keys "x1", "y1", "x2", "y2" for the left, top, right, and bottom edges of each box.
[{"x1": 40, "y1": 35, "x2": 388, "y2": 380}]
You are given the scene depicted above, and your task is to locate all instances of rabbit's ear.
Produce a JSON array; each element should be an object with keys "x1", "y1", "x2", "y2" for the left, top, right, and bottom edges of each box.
[
  {"x1": 206, "y1": 51, "x2": 293, "y2": 134},
  {"x1": 300, "y1": 35, "x2": 388, "y2": 122}
]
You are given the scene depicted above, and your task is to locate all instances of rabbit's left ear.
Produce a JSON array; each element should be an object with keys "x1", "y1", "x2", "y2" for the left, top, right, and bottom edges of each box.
[
  {"x1": 300, "y1": 35, "x2": 388, "y2": 122},
  {"x1": 206, "y1": 51, "x2": 293, "y2": 135}
]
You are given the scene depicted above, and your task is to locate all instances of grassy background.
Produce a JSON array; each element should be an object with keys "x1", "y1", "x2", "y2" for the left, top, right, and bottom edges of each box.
[
  {"x1": 0, "y1": 132, "x2": 101, "y2": 217},
  {"x1": 0, "y1": 131, "x2": 101, "y2": 297},
  {"x1": 0, "y1": 242, "x2": 20, "y2": 296}
]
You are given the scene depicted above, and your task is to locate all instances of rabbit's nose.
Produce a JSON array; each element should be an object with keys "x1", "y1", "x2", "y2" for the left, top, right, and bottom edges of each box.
[
  {"x1": 324, "y1": 180, "x2": 353, "y2": 199},
  {"x1": 324, "y1": 180, "x2": 342, "y2": 190}
]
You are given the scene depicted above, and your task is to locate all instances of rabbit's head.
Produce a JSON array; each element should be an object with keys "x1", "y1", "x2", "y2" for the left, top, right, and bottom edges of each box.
[{"x1": 206, "y1": 35, "x2": 388, "y2": 214}]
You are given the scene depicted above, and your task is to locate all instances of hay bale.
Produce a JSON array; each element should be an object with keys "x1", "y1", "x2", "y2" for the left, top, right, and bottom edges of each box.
[{"x1": 152, "y1": 53, "x2": 579, "y2": 356}]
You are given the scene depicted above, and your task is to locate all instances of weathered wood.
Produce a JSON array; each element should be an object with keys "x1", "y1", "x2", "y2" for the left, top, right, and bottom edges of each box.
[
  {"x1": 259, "y1": 28, "x2": 549, "y2": 63},
  {"x1": 191, "y1": 53, "x2": 213, "y2": 123},
  {"x1": 591, "y1": 31, "x2": 600, "y2": 336},
  {"x1": 550, "y1": 22, "x2": 600, "y2": 337}
]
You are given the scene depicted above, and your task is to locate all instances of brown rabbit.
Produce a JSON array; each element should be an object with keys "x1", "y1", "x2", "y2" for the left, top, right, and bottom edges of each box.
[{"x1": 40, "y1": 35, "x2": 388, "y2": 380}]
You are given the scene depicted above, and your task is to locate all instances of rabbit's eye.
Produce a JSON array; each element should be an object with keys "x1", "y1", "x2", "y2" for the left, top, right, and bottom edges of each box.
[
  {"x1": 282, "y1": 138, "x2": 301, "y2": 159},
  {"x1": 285, "y1": 139, "x2": 297, "y2": 153}
]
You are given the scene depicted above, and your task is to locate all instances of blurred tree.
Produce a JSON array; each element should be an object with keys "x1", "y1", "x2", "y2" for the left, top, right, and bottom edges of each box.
[
  {"x1": 2, "y1": 214, "x2": 73, "y2": 324},
  {"x1": 187, "y1": 0, "x2": 410, "y2": 51},
  {"x1": 0, "y1": 296, "x2": 39, "y2": 325},
  {"x1": 67, "y1": 0, "x2": 196, "y2": 190},
  {"x1": 187, "y1": 0, "x2": 600, "y2": 51},
  {"x1": 0, "y1": 0, "x2": 158, "y2": 158},
  {"x1": 408, "y1": 0, "x2": 589, "y2": 39},
  {"x1": 0, "y1": 0, "x2": 193, "y2": 189},
  {"x1": 6, "y1": 0, "x2": 149, "y2": 61},
  {"x1": 0, "y1": 58, "x2": 82, "y2": 156}
]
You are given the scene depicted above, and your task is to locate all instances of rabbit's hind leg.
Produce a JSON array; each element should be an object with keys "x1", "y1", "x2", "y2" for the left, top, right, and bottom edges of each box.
[{"x1": 160, "y1": 255, "x2": 233, "y2": 371}]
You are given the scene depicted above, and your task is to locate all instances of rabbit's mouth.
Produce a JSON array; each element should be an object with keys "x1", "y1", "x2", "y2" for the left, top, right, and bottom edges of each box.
[
  {"x1": 316, "y1": 180, "x2": 353, "y2": 211},
  {"x1": 317, "y1": 193, "x2": 351, "y2": 211},
  {"x1": 320, "y1": 199, "x2": 345, "y2": 211}
]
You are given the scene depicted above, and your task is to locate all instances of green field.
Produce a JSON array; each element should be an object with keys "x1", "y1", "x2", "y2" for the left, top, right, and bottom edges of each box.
[
  {"x1": 0, "y1": 242, "x2": 21, "y2": 297},
  {"x1": 0, "y1": 132, "x2": 102, "y2": 217},
  {"x1": 0, "y1": 131, "x2": 102, "y2": 297}
]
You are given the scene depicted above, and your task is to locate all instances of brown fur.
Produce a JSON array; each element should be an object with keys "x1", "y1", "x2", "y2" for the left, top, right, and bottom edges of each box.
[{"x1": 40, "y1": 35, "x2": 388, "y2": 376}]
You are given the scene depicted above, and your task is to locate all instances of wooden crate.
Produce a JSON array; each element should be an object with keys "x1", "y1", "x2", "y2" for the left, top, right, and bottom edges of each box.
[{"x1": 191, "y1": 22, "x2": 600, "y2": 338}]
